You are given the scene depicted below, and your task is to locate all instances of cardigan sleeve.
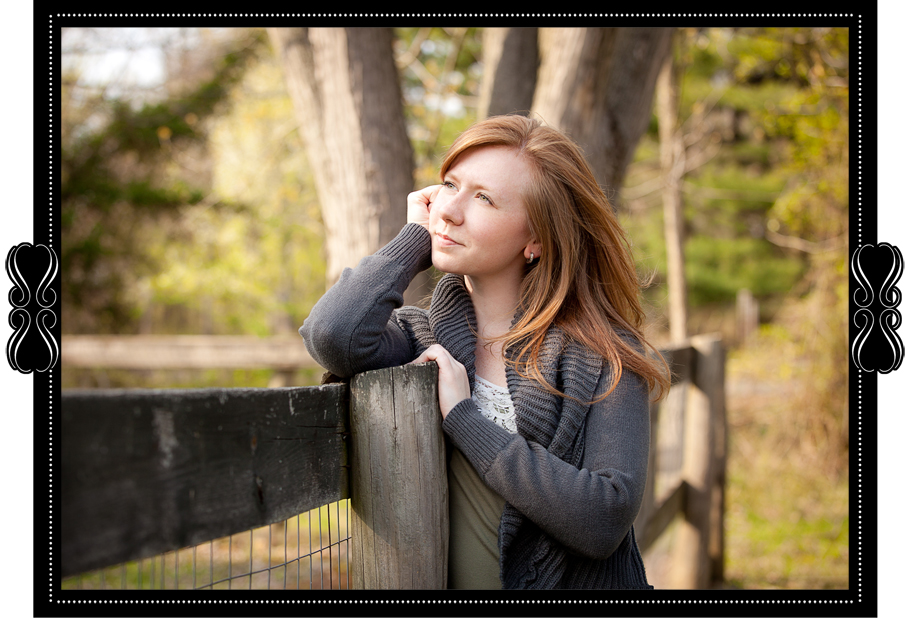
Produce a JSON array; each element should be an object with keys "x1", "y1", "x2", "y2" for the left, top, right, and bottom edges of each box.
[
  {"x1": 441, "y1": 365, "x2": 650, "y2": 561},
  {"x1": 299, "y1": 223, "x2": 433, "y2": 378}
]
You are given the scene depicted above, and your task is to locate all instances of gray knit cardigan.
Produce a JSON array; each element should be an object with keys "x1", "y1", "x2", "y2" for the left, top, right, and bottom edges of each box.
[{"x1": 301, "y1": 223, "x2": 653, "y2": 590}]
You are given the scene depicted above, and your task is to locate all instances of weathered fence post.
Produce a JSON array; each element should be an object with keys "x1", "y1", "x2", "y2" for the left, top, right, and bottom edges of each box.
[
  {"x1": 348, "y1": 363, "x2": 448, "y2": 589},
  {"x1": 635, "y1": 342, "x2": 692, "y2": 554},
  {"x1": 736, "y1": 288, "x2": 759, "y2": 344},
  {"x1": 707, "y1": 336, "x2": 728, "y2": 585},
  {"x1": 669, "y1": 333, "x2": 725, "y2": 589}
]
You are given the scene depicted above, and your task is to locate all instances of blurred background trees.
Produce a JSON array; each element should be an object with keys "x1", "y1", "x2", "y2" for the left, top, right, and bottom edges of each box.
[
  {"x1": 622, "y1": 27, "x2": 849, "y2": 470},
  {"x1": 60, "y1": 28, "x2": 319, "y2": 337},
  {"x1": 60, "y1": 26, "x2": 850, "y2": 588},
  {"x1": 60, "y1": 25, "x2": 849, "y2": 456}
]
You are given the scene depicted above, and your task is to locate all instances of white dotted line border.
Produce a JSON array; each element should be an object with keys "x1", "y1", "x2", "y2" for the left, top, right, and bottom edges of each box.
[
  {"x1": 858, "y1": 18, "x2": 863, "y2": 246},
  {"x1": 49, "y1": 13, "x2": 55, "y2": 606},
  {"x1": 55, "y1": 598, "x2": 860, "y2": 604},
  {"x1": 51, "y1": 13, "x2": 857, "y2": 17},
  {"x1": 49, "y1": 12, "x2": 54, "y2": 252},
  {"x1": 47, "y1": 12, "x2": 867, "y2": 606},
  {"x1": 856, "y1": 17, "x2": 863, "y2": 606}
]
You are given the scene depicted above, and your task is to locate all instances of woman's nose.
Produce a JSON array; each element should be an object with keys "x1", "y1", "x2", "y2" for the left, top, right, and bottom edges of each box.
[{"x1": 435, "y1": 191, "x2": 464, "y2": 225}]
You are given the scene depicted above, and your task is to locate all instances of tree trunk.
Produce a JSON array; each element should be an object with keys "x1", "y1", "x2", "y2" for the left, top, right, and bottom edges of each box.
[
  {"x1": 530, "y1": 27, "x2": 673, "y2": 200},
  {"x1": 477, "y1": 28, "x2": 539, "y2": 118},
  {"x1": 657, "y1": 37, "x2": 688, "y2": 342},
  {"x1": 268, "y1": 28, "x2": 430, "y2": 303}
]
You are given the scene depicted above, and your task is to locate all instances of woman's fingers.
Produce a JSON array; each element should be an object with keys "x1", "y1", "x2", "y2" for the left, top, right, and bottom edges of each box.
[
  {"x1": 410, "y1": 344, "x2": 470, "y2": 418},
  {"x1": 411, "y1": 344, "x2": 458, "y2": 371},
  {"x1": 411, "y1": 343, "x2": 446, "y2": 365},
  {"x1": 406, "y1": 184, "x2": 442, "y2": 230}
]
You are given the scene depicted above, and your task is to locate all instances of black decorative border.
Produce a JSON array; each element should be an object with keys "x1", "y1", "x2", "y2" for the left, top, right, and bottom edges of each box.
[
  {"x1": 851, "y1": 243, "x2": 904, "y2": 373},
  {"x1": 28, "y1": 10, "x2": 878, "y2": 618},
  {"x1": 6, "y1": 243, "x2": 60, "y2": 373}
]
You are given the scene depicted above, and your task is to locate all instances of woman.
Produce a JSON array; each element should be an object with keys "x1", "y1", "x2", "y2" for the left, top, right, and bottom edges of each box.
[{"x1": 301, "y1": 114, "x2": 669, "y2": 589}]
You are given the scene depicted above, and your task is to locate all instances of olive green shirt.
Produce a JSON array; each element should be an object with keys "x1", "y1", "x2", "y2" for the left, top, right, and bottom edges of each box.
[{"x1": 447, "y1": 448, "x2": 505, "y2": 589}]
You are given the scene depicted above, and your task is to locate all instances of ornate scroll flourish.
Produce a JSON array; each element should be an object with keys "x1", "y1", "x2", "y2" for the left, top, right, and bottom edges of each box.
[
  {"x1": 850, "y1": 243, "x2": 904, "y2": 373},
  {"x1": 6, "y1": 243, "x2": 59, "y2": 373}
]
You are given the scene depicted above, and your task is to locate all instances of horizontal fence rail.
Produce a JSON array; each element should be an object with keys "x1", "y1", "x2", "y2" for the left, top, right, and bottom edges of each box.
[
  {"x1": 61, "y1": 335, "x2": 726, "y2": 589},
  {"x1": 61, "y1": 335, "x2": 321, "y2": 370},
  {"x1": 61, "y1": 385, "x2": 349, "y2": 578}
]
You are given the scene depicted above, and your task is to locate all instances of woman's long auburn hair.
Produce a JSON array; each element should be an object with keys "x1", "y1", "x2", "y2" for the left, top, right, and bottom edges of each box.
[{"x1": 439, "y1": 114, "x2": 670, "y2": 403}]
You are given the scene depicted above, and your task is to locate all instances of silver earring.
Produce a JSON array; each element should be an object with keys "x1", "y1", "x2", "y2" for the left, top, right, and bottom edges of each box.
[{"x1": 526, "y1": 253, "x2": 535, "y2": 264}]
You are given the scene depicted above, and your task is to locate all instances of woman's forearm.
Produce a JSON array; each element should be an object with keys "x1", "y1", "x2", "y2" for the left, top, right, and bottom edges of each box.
[
  {"x1": 441, "y1": 369, "x2": 650, "y2": 560},
  {"x1": 300, "y1": 223, "x2": 433, "y2": 377}
]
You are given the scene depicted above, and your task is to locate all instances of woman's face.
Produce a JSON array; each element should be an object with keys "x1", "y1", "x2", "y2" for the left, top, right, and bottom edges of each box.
[{"x1": 429, "y1": 146, "x2": 539, "y2": 286}]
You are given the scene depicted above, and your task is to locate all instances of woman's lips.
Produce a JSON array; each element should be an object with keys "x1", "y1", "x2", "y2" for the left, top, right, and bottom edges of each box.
[{"x1": 435, "y1": 232, "x2": 461, "y2": 246}]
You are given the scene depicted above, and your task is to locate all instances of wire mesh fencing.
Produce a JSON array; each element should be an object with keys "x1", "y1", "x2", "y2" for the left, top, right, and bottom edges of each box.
[{"x1": 61, "y1": 499, "x2": 351, "y2": 590}]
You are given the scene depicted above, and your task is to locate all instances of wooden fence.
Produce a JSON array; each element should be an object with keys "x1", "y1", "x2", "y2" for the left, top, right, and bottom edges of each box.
[
  {"x1": 61, "y1": 333, "x2": 725, "y2": 589},
  {"x1": 633, "y1": 333, "x2": 727, "y2": 589},
  {"x1": 61, "y1": 334, "x2": 320, "y2": 387}
]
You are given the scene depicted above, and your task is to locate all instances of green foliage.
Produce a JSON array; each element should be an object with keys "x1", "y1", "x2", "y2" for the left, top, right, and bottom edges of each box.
[
  {"x1": 758, "y1": 28, "x2": 850, "y2": 470},
  {"x1": 60, "y1": 27, "x2": 331, "y2": 344},
  {"x1": 722, "y1": 337, "x2": 849, "y2": 588},
  {"x1": 395, "y1": 27, "x2": 482, "y2": 182},
  {"x1": 685, "y1": 237, "x2": 805, "y2": 305},
  {"x1": 626, "y1": 28, "x2": 850, "y2": 503},
  {"x1": 624, "y1": 27, "x2": 847, "y2": 319},
  {"x1": 61, "y1": 29, "x2": 271, "y2": 334},
  {"x1": 133, "y1": 36, "x2": 326, "y2": 338},
  {"x1": 62, "y1": 31, "x2": 266, "y2": 209}
]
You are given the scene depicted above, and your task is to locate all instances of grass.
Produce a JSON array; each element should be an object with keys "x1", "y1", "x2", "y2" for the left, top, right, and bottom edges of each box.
[
  {"x1": 643, "y1": 325, "x2": 849, "y2": 590},
  {"x1": 721, "y1": 331, "x2": 849, "y2": 589},
  {"x1": 62, "y1": 501, "x2": 351, "y2": 591}
]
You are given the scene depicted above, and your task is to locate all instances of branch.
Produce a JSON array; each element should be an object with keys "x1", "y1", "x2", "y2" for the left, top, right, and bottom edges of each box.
[
  {"x1": 395, "y1": 27, "x2": 433, "y2": 69},
  {"x1": 681, "y1": 180, "x2": 779, "y2": 203},
  {"x1": 764, "y1": 227, "x2": 847, "y2": 254}
]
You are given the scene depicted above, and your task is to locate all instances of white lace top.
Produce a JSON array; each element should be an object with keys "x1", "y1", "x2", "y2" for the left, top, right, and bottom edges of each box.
[{"x1": 472, "y1": 375, "x2": 517, "y2": 434}]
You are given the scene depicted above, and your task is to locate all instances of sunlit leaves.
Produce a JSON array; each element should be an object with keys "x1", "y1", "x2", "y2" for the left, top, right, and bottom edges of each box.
[{"x1": 138, "y1": 37, "x2": 326, "y2": 337}]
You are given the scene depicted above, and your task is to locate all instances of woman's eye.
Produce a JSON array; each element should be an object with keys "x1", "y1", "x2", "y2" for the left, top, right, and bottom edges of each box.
[{"x1": 478, "y1": 193, "x2": 491, "y2": 203}]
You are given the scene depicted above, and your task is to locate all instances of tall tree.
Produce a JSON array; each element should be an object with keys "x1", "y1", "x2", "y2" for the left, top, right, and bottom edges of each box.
[
  {"x1": 656, "y1": 33, "x2": 689, "y2": 343},
  {"x1": 268, "y1": 28, "x2": 424, "y2": 300},
  {"x1": 478, "y1": 28, "x2": 673, "y2": 196},
  {"x1": 505, "y1": 27, "x2": 674, "y2": 198},
  {"x1": 477, "y1": 28, "x2": 538, "y2": 118}
]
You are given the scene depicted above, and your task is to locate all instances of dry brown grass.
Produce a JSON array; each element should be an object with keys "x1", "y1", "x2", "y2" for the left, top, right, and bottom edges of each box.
[
  {"x1": 722, "y1": 330, "x2": 849, "y2": 589},
  {"x1": 643, "y1": 324, "x2": 849, "y2": 590}
]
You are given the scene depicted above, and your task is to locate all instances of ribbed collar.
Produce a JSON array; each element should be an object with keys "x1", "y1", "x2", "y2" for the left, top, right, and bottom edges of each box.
[
  {"x1": 428, "y1": 273, "x2": 603, "y2": 460},
  {"x1": 428, "y1": 273, "x2": 478, "y2": 386}
]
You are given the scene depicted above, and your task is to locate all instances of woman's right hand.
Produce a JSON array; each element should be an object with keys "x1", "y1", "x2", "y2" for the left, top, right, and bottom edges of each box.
[{"x1": 407, "y1": 185, "x2": 442, "y2": 231}]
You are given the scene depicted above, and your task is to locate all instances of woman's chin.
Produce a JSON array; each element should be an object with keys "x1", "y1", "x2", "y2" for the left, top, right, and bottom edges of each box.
[{"x1": 431, "y1": 254, "x2": 460, "y2": 275}]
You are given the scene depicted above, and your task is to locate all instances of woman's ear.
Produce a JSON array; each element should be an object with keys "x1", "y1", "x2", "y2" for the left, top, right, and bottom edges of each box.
[{"x1": 524, "y1": 240, "x2": 543, "y2": 263}]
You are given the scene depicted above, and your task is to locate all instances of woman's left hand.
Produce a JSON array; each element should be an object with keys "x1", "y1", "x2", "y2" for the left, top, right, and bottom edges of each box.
[{"x1": 410, "y1": 344, "x2": 470, "y2": 419}]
